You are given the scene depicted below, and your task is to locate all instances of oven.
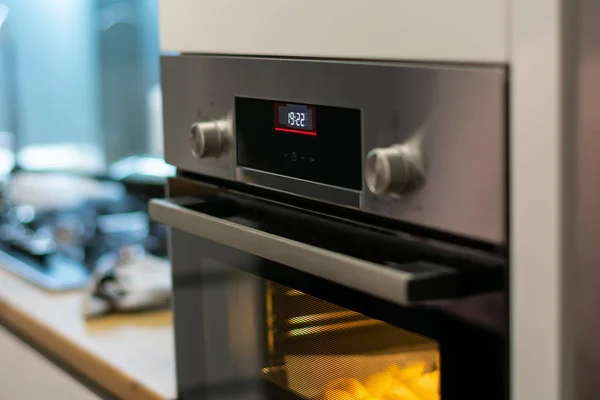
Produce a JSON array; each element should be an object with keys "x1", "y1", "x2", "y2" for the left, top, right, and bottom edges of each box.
[{"x1": 151, "y1": 55, "x2": 508, "y2": 400}]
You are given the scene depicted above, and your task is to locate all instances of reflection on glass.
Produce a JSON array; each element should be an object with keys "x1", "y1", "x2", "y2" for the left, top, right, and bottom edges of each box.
[
  {"x1": 0, "y1": 0, "x2": 164, "y2": 174},
  {"x1": 264, "y1": 282, "x2": 441, "y2": 400}
]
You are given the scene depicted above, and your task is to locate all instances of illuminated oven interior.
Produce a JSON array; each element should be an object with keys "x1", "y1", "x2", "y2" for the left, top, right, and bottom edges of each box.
[{"x1": 263, "y1": 281, "x2": 440, "y2": 400}]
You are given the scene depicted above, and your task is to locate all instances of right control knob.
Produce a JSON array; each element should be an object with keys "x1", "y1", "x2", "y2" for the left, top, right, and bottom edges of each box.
[{"x1": 365, "y1": 143, "x2": 425, "y2": 196}]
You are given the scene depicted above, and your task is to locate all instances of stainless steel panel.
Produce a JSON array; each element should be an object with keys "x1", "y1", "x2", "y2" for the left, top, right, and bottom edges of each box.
[{"x1": 161, "y1": 55, "x2": 506, "y2": 243}]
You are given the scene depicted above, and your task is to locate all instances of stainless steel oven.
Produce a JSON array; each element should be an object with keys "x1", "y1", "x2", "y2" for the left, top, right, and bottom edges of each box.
[{"x1": 151, "y1": 55, "x2": 508, "y2": 400}]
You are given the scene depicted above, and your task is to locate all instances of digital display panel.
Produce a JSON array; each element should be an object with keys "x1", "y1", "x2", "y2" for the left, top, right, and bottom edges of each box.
[
  {"x1": 274, "y1": 103, "x2": 316, "y2": 135},
  {"x1": 236, "y1": 97, "x2": 361, "y2": 190}
]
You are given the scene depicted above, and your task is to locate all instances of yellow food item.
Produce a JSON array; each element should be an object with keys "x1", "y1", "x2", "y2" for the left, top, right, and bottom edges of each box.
[
  {"x1": 394, "y1": 362, "x2": 426, "y2": 383},
  {"x1": 382, "y1": 384, "x2": 421, "y2": 400},
  {"x1": 409, "y1": 371, "x2": 440, "y2": 400},
  {"x1": 325, "y1": 378, "x2": 369, "y2": 399},
  {"x1": 363, "y1": 372, "x2": 395, "y2": 397},
  {"x1": 321, "y1": 389, "x2": 355, "y2": 400},
  {"x1": 428, "y1": 370, "x2": 440, "y2": 382},
  {"x1": 364, "y1": 397, "x2": 382, "y2": 400},
  {"x1": 385, "y1": 364, "x2": 402, "y2": 376}
]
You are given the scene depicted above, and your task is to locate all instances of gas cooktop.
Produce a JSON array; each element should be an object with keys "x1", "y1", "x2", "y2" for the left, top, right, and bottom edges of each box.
[{"x1": 0, "y1": 173, "x2": 168, "y2": 291}]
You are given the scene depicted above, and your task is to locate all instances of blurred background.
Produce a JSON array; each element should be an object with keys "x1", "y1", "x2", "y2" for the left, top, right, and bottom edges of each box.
[
  {"x1": 0, "y1": 0, "x2": 165, "y2": 169},
  {"x1": 0, "y1": 0, "x2": 173, "y2": 299}
]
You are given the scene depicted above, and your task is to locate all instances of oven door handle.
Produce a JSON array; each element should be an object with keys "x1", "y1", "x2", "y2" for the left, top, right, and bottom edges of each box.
[{"x1": 149, "y1": 197, "x2": 499, "y2": 306}]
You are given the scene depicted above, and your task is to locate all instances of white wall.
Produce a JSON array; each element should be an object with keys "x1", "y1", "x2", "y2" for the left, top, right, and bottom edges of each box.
[{"x1": 159, "y1": 0, "x2": 507, "y2": 62}]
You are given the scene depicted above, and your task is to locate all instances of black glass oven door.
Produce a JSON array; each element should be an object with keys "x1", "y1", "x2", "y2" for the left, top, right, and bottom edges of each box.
[{"x1": 151, "y1": 194, "x2": 507, "y2": 400}]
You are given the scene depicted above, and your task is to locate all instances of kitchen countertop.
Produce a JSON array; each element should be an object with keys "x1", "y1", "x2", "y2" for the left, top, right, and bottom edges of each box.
[{"x1": 0, "y1": 266, "x2": 176, "y2": 400}]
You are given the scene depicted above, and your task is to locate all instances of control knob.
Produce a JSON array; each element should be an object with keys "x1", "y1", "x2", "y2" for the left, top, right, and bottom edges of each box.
[
  {"x1": 190, "y1": 116, "x2": 232, "y2": 159},
  {"x1": 365, "y1": 142, "x2": 425, "y2": 196}
]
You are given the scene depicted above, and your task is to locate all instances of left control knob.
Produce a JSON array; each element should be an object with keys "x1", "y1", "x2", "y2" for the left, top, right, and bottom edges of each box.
[{"x1": 190, "y1": 118, "x2": 231, "y2": 159}]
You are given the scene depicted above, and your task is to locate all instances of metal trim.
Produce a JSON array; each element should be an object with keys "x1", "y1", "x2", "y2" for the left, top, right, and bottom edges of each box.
[
  {"x1": 149, "y1": 198, "x2": 413, "y2": 305},
  {"x1": 236, "y1": 167, "x2": 361, "y2": 208}
]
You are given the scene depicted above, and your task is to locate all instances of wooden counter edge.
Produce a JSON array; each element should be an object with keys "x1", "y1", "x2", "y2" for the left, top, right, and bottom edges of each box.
[{"x1": 0, "y1": 298, "x2": 169, "y2": 400}]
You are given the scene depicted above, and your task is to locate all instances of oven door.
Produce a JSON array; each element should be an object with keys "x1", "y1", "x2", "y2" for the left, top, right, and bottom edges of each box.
[{"x1": 151, "y1": 185, "x2": 507, "y2": 400}]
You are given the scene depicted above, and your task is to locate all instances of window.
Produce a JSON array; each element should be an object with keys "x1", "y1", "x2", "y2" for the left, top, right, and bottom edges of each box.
[{"x1": 0, "y1": 0, "x2": 163, "y2": 173}]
